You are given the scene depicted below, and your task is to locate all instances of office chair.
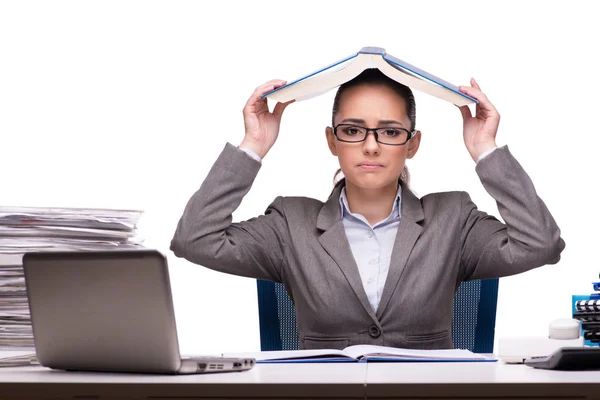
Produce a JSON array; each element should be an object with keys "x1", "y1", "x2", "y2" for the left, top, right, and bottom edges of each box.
[{"x1": 256, "y1": 278, "x2": 499, "y2": 353}]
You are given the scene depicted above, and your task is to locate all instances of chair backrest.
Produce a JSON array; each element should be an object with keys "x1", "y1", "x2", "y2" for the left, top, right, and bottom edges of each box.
[{"x1": 256, "y1": 278, "x2": 499, "y2": 353}]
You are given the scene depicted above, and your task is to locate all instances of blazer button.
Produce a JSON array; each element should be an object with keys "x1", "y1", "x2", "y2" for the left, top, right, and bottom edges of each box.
[{"x1": 368, "y1": 325, "x2": 381, "y2": 338}]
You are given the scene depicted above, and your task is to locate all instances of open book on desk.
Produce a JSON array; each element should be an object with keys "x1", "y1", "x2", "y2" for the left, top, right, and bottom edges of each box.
[{"x1": 224, "y1": 345, "x2": 496, "y2": 364}]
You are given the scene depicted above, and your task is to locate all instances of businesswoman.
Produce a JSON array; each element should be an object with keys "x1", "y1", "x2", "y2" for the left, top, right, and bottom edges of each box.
[{"x1": 171, "y1": 69, "x2": 565, "y2": 350}]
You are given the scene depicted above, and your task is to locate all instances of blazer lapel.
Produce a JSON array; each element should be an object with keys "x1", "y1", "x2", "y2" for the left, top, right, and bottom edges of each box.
[
  {"x1": 317, "y1": 185, "x2": 379, "y2": 322},
  {"x1": 376, "y1": 184, "x2": 424, "y2": 319}
]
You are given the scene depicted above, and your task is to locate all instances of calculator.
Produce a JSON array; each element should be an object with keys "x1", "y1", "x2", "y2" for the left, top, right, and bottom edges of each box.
[{"x1": 524, "y1": 347, "x2": 600, "y2": 370}]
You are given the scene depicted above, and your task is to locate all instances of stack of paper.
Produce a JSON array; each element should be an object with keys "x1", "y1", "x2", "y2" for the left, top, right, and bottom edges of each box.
[
  {"x1": 0, "y1": 206, "x2": 144, "y2": 350},
  {"x1": 0, "y1": 206, "x2": 143, "y2": 253},
  {"x1": 0, "y1": 350, "x2": 37, "y2": 367}
]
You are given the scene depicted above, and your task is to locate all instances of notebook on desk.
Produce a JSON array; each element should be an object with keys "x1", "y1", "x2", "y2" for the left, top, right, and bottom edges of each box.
[{"x1": 22, "y1": 249, "x2": 254, "y2": 374}]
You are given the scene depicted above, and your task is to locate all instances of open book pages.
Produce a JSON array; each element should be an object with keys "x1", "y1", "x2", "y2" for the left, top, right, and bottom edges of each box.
[
  {"x1": 342, "y1": 344, "x2": 489, "y2": 361},
  {"x1": 223, "y1": 344, "x2": 494, "y2": 363},
  {"x1": 225, "y1": 349, "x2": 350, "y2": 362},
  {"x1": 263, "y1": 47, "x2": 476, "y2": 107}
]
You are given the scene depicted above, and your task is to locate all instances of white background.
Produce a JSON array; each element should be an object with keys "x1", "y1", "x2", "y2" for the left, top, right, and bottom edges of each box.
[{"x1": 1, "y1": 0, "x2": 598, "y2": 354}]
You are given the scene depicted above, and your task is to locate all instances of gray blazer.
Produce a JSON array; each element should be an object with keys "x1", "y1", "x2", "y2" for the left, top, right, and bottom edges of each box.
[{"x1": 171, "y1": 143, "x2": 565, "y2": 350}]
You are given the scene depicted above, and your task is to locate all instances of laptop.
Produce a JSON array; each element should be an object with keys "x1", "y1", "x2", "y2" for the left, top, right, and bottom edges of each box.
[{"x1": 22, "y1": 249, "x2": 255, "y2": 374}]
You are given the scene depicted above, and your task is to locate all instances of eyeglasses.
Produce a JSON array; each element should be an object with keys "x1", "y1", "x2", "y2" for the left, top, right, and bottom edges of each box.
[{"x1": 332, "y1": 124, "x2": 415, "y2": 146}]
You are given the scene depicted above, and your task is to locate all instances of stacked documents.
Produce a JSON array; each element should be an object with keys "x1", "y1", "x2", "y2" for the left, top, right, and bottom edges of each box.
[
  {"x1": 0, "y1": 206, "x2": 144, "y2": 351},
  {"x1": 0, "y1": 350, "x2": 37, "y2": 367}
]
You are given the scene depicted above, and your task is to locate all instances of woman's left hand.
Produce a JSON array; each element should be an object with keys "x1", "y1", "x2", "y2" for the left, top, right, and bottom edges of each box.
[{"x1": 458, "y1": 78, "x2": 500, "y2": 163}]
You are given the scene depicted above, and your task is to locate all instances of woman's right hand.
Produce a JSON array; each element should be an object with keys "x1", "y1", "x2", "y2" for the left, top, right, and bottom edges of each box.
[{"x1": 240, "y1": 80, "x2": 293, "y2": 159}]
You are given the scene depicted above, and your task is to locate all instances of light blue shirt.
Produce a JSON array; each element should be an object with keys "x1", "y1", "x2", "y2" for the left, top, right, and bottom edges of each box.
[
  {"x1": 339, "y1": 186, "x2": 402, "y2": 312},
  {"x1": 237, "y1": 144, "x2": 497, "y2": 312}
]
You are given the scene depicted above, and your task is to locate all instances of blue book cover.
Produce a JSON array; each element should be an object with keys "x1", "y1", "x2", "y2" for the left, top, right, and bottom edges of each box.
[{"x1": 262, "y1": 47, "x2": 477, "y2": 106}]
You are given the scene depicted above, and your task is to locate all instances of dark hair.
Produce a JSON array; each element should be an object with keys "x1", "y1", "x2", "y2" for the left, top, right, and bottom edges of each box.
[{"x1": 331, "y1": 69, "x2": 416, "y2": 186}]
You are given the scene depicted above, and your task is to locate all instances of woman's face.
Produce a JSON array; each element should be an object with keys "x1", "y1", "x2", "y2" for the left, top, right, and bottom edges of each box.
[{"x1": 326, "y1": 83, "x2": 421, "y2": 190}]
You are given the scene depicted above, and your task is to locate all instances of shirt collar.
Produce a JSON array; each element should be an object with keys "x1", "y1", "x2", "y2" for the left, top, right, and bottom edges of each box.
[{"x1": 339, "y1": 184, "x2": 402, "y2": 226}]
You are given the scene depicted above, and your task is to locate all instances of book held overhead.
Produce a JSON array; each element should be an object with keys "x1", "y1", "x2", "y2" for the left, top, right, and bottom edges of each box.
[{"x1": 263, "y1": 47, "x2": 477, "y2": 106}]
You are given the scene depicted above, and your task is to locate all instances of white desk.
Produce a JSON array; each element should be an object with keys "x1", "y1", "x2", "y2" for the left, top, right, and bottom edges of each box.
[
  {"x1": 0, "y1": 363, "x2": 367, "y2": 399},
  {"x1": 366, "y1": 362, "x2": 600, "y2": 399},
  {"x1": 2, "y1": 362, "x2": 600, "y2": 399}
]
